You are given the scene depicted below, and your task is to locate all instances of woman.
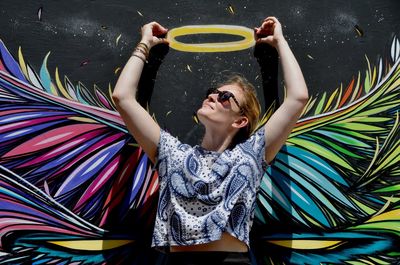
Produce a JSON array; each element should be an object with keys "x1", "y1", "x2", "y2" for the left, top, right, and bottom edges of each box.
[{"x1": 112, "y1": 17, "x2": 308, "y2": 265}]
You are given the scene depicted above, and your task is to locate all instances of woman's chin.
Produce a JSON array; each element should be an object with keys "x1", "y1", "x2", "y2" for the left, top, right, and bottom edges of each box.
[{"x1": 196, "y1": 109, "x2": 209, "y2": 123}]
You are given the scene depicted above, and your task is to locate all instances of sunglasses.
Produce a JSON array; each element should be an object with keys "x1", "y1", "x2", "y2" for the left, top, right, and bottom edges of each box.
[{"x1": 205, "y1": 87, "x2": 243, "y2": 113}]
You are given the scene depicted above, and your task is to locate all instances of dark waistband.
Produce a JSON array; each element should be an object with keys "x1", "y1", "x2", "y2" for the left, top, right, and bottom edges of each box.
[{"x1": 167, "y1": 251, "x2": 251, "y2": 265}]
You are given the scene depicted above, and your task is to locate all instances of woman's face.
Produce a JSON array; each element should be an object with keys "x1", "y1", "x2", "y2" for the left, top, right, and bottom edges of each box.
[{"x1": 197, "y1": 84, "x2": 246, "y2": 129}]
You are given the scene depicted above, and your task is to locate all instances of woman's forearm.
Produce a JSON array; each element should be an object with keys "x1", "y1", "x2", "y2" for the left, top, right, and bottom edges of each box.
[
  {"x1": 276, "y1": 39, "x2": 309, "y2": 102},
  {"x1": 112, "y1": 42, "x2": 148, "y2": 103}
]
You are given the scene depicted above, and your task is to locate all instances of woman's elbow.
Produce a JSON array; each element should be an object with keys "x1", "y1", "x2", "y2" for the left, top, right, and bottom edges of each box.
[
  {"x1": 112, "y1": 92, "x2": 122, "y2": 103},
  {"x1": 299, "y1": 92, "x2": 309, "y2": 104},
  {"x1": 297, "y1": 86, "x2": 309, "y2": 104}
]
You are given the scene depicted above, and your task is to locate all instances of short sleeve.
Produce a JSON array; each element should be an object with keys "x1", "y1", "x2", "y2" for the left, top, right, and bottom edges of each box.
[
  {"x1": 155, "y1": 129, "x2": 189, "y2": 181},
  {"x1": 156, "y1": 129, "x2": 182, "y2": 164},
  {"x1": 239, "y1": 127, "x2": 269, "y2": 171}
]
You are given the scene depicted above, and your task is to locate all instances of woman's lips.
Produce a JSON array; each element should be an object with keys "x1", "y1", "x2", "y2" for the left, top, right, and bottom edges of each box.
[{"x1": 203, "y1": 102, "x2": 214, "y2": 109}]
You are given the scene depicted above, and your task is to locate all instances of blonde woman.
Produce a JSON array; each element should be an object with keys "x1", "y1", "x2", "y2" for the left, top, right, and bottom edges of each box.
[{"x1": 112, "y1": 17, "x2": 308, "y2": 265}]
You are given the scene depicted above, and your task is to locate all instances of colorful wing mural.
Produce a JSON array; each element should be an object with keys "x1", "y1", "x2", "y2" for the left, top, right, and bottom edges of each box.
[{"x1": 0, "y1": 33, "x2": 399, "y2": 265}]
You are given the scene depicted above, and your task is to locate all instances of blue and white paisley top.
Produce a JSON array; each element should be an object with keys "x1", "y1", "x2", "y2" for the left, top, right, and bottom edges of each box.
[{"x1": 151, "y1": 127, "x2": 268, "y2": 248}]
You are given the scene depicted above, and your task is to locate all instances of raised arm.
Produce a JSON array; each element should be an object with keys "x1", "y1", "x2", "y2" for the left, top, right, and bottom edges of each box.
[
  {"x1": 254, "y1": 17, "x2": 309, "y2": 164},
  {"x1": 112, "y1": 22, "x2": 169, "y2": 163}
]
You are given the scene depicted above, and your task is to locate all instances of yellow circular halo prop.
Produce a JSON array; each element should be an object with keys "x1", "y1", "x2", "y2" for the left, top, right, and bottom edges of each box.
[{"x1": 166, "y1": 25, "x2": 255, "y2": 53}]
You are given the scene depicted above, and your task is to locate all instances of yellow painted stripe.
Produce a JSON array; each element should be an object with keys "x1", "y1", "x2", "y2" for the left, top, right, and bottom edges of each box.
[
  {"x1": 267, "y1": 240, "x2": 342, "y2": 249},
  {"x1": 18, "y1": 47, "x2": 29, "y2": 78},
  {"x1": 366, "y1": 209, "x2": 400, "y2": 223},
  {"x1": 68, "y1": 117, "x2": 98, "y2": 123},
  {"x1": 167, "y1": 25, "x2": 255, "y2": 52},
  {"x1": 55, "y1": 67, "x2": 73, "y2": 100},
  {"x1": 48, "y1": 240, "x2": 134, "y2": 251}
]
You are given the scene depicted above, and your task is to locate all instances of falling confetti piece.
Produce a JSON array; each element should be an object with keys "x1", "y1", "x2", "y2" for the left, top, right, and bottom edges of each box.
[
  {"x1": 192, "y1": 113, "x2": 199, "y2": 124},
  {"x1": 137, "y1": 10, "x2": 143, "y2": 17},
  {"x1": 101, "y1": 25, "x2": 108, "y2": 30},
  {"x1": 354, "y1": 25, "x2": 364, "y2": 37},
  {"x1": 114, "y1": 67, "x2": 122, "y2": 75},
  {"x1": 37, "y1": 6, "x2": 43, "y2": 21},
  {"x1": 307, "y1": 54, "x2": 314, "y2": 60},
  {"x1": 227, "y1": 4, "x2": 235, "y2": 15},
  {"x1": 80, "y1": 60, "x2": 90, "y2": 67},
  {"x1": 255, "y1": 75, "x2": 260, "y2": 80},
  {"x1": 186, "y1": 64, "x2": 192, "y2": 72},
  {"x1": 166, "y1": 111, "x2": 172, "y2": 117},
  {"x1": 116, "y1": 34, "x2": 122, "y2": 46}
]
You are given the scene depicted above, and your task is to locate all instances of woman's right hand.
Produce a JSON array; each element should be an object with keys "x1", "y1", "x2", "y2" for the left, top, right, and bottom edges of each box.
[
  {"x1": 140, "y1": 21, "x2": 169, "y2": 49},
  {"x1": 254, "y1": 17, "x2": 285, "y2": 48}
]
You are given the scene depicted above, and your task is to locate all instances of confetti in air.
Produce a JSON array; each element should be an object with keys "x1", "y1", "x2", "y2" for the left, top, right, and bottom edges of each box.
[
  {"x1": 307, "y1": 54, "x2": 314, "y2": 60},
  {"x1": 227, "y1": 4, "x2": 235, "y2": 15},
  {"x1": 114, "y1": 67, "x2": 122, "y2": 75},
  {"x1": 80, "y1": 60, "x2": 90, "y2": 67},
  {"x1": 116, "y1": 34, "x2": 122, "y2": 46},
  {"x1": 186, "y1": 64, "x2": 192, "y2": 72},
  {"x1": 137, "y1": 10, "x2": 144, "y2": 17},
  {"x1": 37, "y1": 6, "x2": 43, "y2": 21},
  {"x1": 192, "y1": 113, "x2": 199, "y2": 124},
  {"x1": 354, "y1": 24, "x2": 364, "y2": 37}
]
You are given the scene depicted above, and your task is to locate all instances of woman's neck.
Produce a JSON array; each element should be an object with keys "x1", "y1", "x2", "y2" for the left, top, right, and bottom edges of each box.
[{"x1": 201, "y1": 128, "x2": 235, "y2": 153}]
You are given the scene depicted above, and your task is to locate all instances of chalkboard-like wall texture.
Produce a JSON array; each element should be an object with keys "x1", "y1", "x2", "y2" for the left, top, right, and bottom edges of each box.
[{"x1": 0, "y1": 0, "x2": 399, "y2": 264}]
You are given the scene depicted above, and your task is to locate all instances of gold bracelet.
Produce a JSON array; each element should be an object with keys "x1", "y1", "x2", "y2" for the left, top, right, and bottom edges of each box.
[
  {"x1": 137, "y1": 43, "x2": 150, "y2": 57},
  {"x1": 138, "y1": 42, "x2": 149, "y2": 52},
  {"x1": 134, "y1": 46, "x2": 148, "y2": 57},
  {"x1": 131, "y1": 52, "x2": 146, "y2": 63}
]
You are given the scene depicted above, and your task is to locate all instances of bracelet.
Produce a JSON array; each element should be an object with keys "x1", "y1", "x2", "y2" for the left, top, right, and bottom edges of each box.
[
  {"x1": 134, "y1": 46, "x2": 148, "y2": 57},
  {"x1": 131, "y1": 52, "x2": 147, "y2": 63},
  {"x1": 138, "y1": 42, "x2": 149, "y2": 52},
  {"x1": 131, "y1": 42, "x2": 150, "y2": 63},
  {"x1": 132, "y1": 48, "x2": 148, "y2": 62},
  {"x1": 137, "y1": 42, "x2": 149, "y2": 58}
]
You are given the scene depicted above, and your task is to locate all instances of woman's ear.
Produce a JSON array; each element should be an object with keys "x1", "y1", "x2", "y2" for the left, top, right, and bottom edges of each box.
[{"x1": 232, "y1": 116, "x2": 249, "y2": 129}]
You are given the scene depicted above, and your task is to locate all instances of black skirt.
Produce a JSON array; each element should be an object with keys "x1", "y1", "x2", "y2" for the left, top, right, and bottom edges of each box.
[{"x1": 166, "y1": 251, "x2": 252, "y2": 265}]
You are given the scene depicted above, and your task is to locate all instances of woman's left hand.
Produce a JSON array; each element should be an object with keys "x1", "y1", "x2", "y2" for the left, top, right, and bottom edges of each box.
[{"x1": 254, "y1": 16, "x2": 285, "y2": 48}]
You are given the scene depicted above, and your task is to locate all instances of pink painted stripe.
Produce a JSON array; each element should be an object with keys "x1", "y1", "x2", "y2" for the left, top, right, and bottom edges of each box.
[
  {"x1": 4, "y1": 124, "x2": 105, "y2": 157},
  {"x1": 0, "y1": 108, "x2": 44, "y2": 116},
  {"x1": 0, "y1": 115, "x2": 68, "y2": 134},
  {"x1": 58, "y1": 133, "x2": 124, "y2": 174},
  {"x1": 19, "y1": 128, "x2": 107, "y2": 167},
  {"x1": 74, "y1": 155, "x2": 121, "y2": 211}
]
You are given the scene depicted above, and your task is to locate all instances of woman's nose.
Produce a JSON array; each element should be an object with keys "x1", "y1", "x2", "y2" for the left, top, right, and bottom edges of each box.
[{"x1": 207, "y1": 93, "x2": 217, "y2": 102}]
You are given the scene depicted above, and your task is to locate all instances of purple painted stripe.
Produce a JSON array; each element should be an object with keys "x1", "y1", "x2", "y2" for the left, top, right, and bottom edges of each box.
[
  {"x1": 30, "y1": 131, "x2": 108, "y2": 175},
  {"x1": 0, "y1": 40, "x2": 27, "y2": 82},
  {"x1": 54, "y1": 140, "x2": 125, "y2": 197},
  {"x1": 129, "y1": 154, "x2": 148, "y2": 204}
]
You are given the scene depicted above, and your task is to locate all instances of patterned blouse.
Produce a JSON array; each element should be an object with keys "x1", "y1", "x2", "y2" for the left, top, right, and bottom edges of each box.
[{"x1": 151, "y1": 127, "x2": 267, "y2": 248}]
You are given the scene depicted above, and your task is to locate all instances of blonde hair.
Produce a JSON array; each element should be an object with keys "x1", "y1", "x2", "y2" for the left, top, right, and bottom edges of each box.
[{"x1": 217, "y1": 74, "x2": 261, "y2": 145}]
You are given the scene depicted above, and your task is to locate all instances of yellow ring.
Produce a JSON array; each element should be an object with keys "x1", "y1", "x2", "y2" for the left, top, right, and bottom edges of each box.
[{"x1": 166, "y1": 25, "x2": 255, "y2": 53}]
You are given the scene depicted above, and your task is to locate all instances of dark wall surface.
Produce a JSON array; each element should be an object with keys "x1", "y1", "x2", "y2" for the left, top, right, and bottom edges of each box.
[{"x1": 1, "y1": 0, "x2": 399, "y2": 143}]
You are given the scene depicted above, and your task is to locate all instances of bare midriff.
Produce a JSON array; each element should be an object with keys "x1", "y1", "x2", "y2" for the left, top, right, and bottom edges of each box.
[{"x1": 170, "y1": 232, "x2": 248, "y2": 252}]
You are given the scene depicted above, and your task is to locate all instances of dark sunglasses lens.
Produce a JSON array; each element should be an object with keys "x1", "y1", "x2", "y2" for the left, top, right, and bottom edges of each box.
[{"x1": 218, "y1": 91, "x2": 232, "y2": 102}]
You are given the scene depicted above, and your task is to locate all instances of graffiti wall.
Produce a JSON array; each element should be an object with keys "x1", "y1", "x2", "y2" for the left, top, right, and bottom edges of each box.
[{"x1": 0, "y1": 0, "x2": 399, "y2": 264}]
